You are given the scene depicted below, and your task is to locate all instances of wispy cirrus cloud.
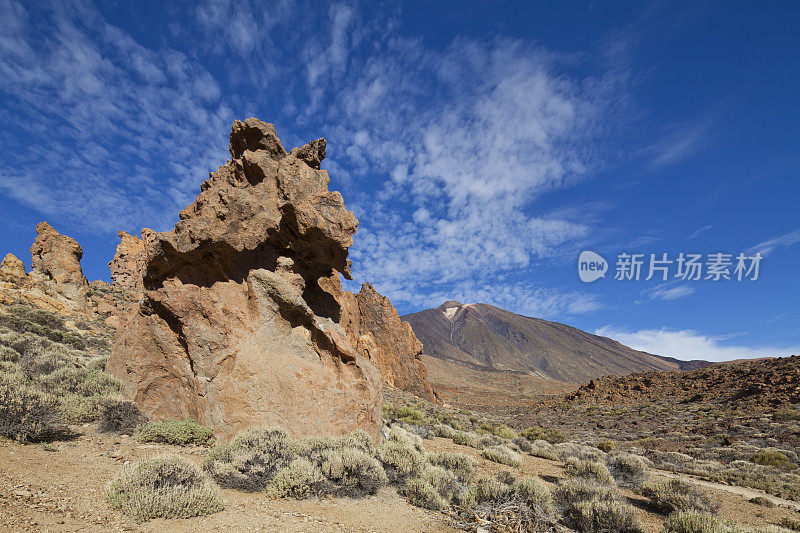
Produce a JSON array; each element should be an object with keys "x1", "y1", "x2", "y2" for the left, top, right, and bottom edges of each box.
[
  {"x1": 0, "y1": 0, "x2": 622, "y2": 318},
  {"x1": 748, "y1": 228, "x2": 800, "y2": 257}
]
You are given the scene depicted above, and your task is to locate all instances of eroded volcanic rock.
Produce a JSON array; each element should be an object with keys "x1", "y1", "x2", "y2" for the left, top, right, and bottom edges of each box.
[
  {"x1": 339, "y1": 282, "x2": 437, "y2": 402},
  {"x1": 0, "y1": 254, "x2": 27, "y2": 281},
  {"x1": 28, "y1": 222, "x2": 91, "y2": 312},
  {"x1": 107, "y1": 118, "x2": 382, "y2": 440}
]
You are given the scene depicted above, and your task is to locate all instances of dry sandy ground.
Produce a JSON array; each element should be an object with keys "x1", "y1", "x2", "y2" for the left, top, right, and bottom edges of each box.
[
  {"x1": 421, "y1": 355, "x2": 576, "y2": 411},
  {"x1": 1, "y1": 429, "x2": 799, "y2": 532}
]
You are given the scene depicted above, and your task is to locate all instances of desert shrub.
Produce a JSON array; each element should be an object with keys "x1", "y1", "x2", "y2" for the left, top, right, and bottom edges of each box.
[
  {"x1": 452, "y1": 430, "x2": 481, "y2": 448},
  {"x1": 662, "y1": 510, "x2": 732, "y2": 533},
  {"x1": 597, "y1": 440, "x2": 616, "y2": 453},
  {"x1": 606, "y1": 453, "x2": 649, "y2": 489},
  {"x1": 432, "y1": 423, "x2": 457, "y2": 439},
  {"x1": 556, "y1": 442, "x2": 606, "y2": 462},
  {"x1": 641, "y1": 479, "x2": 719, "y2": 514},
  {"x1": 564, "y1": 458, "x2": 613, "y2": 485},
  {"x1": 99, "y1": 398, "x2": 146, "y2": 434},
  {"x1": 426, "y1": 451, "x2": 477, "y2": 482},
  {"x1": 383, "y1": 404, "x2": 428, "y2": 425},
  {"x1": 377, "y1": 426, "x2": 427, "y2": 483},
  {"x1": 317, "y1": 446, "x2": 387, "y2": 496},
  {"x1": 106, "y1": 455, "x2": 223, "y2": 522},
  {"x1": 774, "y1": 409, "x2": 800, "y2": 422},
  {"x1": 780, "y1": 517, "x2": 800, "y2": 532},
  {"x1": 267, "y1": 458, "x2": 321, "y2": 498},
  {"x1": 404, "y1": 477, "x2": 448, "y2": 511},
  {"x1": 473, "y1": 474, "x2": 514, "y2": 504},
  {"x1": 529, "y1": 439, "x2": 558, "y2": 460},
  {"x1": 136, "y1": 419, "x2": 214, "y2": 446},
  {"x1": 0, "y1": 380, "x2": 73, "y2": 442},
  {"x1": 481, "y1": 445, "x2": 522, "y2": 468},
  {"x1": 553, "y1": 478, "x2": 615, "y2": 509},
  {"x1": 0, "y1": 345, "x2": 19, "y2": 362},
  {"x1": 487, "y1": 424, "x2": 517, "y2": 440},
  {"x1": 512, "y1": 436, "x2": 533, "y2": 453},
  {"x1": 752, "y1": 449, "x2": 792, "y2": 469},
  {"x1": 748, "y1": 496, "x2": 774, "y2": 507},
  {"x1": 520, "y1": 426, "x2": 566, "y2": 444},
  {"x1": 204, "y1": 427, "x2": 295, "y2": 491},
  {"x1": 513, "y1": 476, "x2": 555, "y2": 520},
  {"x1": 564, "y1": 498, "x2": 644, "y2": 533}
]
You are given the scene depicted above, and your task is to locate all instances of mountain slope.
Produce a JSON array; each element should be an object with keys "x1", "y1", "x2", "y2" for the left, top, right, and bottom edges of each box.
[{"x1": 402, "y1": 301, "x2": 708, "y2": 384}]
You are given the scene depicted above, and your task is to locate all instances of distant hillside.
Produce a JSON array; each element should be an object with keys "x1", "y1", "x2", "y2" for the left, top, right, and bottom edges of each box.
[{"x1": 403, "y1": 301, "x2": 709, "y2": 384}]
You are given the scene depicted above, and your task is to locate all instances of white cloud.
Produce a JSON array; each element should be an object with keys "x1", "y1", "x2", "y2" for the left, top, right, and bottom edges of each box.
[
  {"x1": 595, "y1": 326, "x2": 800, "y2": 362},
  {"x1": 749, "y1": 228, "x2": 800, "y2": 257},
  {"x1": 646, "y1": 284, "x2": 694, "y2": 301}
]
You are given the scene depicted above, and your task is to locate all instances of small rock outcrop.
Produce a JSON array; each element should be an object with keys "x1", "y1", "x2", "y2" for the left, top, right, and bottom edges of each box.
[
  {"x1": 107, "y1": 230, "x2": 151, "y2": 307},
  {"x1": 107, "y1": 118, "x2": 382, "y2": 441},
  {"x1": 0, "y1": 254, "x2": 28, "y2": 281},
  {"x1": 28, "y1": 222, "x2": 91, "y2": 312},
  {"x1": 339, "y1": 282, "x2": 437, "y2": 402}
]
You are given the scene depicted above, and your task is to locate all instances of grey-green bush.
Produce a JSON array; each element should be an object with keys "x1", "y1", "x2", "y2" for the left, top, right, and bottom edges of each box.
[
  {"x1": 481, "y1": 445, "x2": 522, "y2": 468},
  {"x1": 606, "y1": 453, "x2": 648, "y2": 489},
  {"x1": 135, "y1": 419, "x2": 215, "y2": 446},
  {"x1": 641, "y1": 479, "x2": 719, "y2": 514},
  {"x1": 106, "y1": 455, "x2": 223, "y2": 522},
  {"x1": 563, "y1": 458, "x2": 613, "y2": 484},
  {"x1": 564, "y1": 498, "x2": 644, "y2": 533}
]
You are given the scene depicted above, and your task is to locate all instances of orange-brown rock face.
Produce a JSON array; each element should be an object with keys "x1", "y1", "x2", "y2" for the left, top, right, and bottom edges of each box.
[
  {"x1": 107, "y1": 230, "x2": 150, "y2": 309},
  {"x1": 0, "y1": 254, "x2": 27, "y2": 281},
  {"x1": 107, "y1": 118, "x2": 382, "y2": 441},
  {"x1": 28, "y1": 222, "x2": 91, "y2": 312},
  {"x1": 339, "y1": 282, "x2": 437, "y2": 402}
]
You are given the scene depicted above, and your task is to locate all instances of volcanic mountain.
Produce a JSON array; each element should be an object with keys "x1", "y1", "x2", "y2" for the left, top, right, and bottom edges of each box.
[{"x1": 402, "y1": 301, "x2": 709, "y2": 384}]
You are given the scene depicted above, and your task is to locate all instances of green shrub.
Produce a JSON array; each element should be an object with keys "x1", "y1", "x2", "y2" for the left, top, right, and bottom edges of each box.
[
  {"x1": 432, "y1": 423, "x2": 457, "y2": 439},
  {"x1": 513, "y1": 476, "x2": 555, "y2": 520},
  {"x1": 404, "y1": 477, "x2": 447, "y2": 511},
  {"x1": 317, "y1": 446, "x2": 387, "y2": 496},
  {"x1": 136, "y1": 419, "x2": 215, "y2": 446},
  {"x1": 489, "y1": 424, "x2": 518, "y2": 440},
  {"x1": 520, "y1": 426, "x2": 565, "y2": 444},
  {"x1": 426, "y1": 451, "x2": 476, "y2": 482},
  {"x1": 99, "y1": 398, "x2": 146, "y2": 434},
  {"x1": 0, "y1": 345, "x2": 19, "y2": 362},
  {"x1": 663, "y1": 510, "x2": 731, "y2": 533},
  {"x1": 553, "y1": 478, "x2": 615, "y2": 508},
  {"x1": 378, "y1": 430, "x2": 426, "y2": 483},
  {"x1": 752, "y1": 449, "x2": 792, "y2": 469},
  {"x1": 641, "y1": 479, "x2": 719, "y2": 514},
  {"x1": 473, "y1": 474, "x2": 513, "y2": 503},
  {"x1": 513, "y1": 436, "x2": 533, "y2": 453},
  {"x1": 597, "y1": 440, "x2": 616, "y2": 453},
  {"x1": 564, "y1": 498, "x2": 644, "y2": 533},
  {"x1": 383, "y1": 404, "x2": 428, "y2": 425},
  {"x1": 606, "y1": 453, "x2": 649, "y2": 489},
  {"x1": 267, "y1": 458, "x2": 321, "y2": 498},
  {"x1": 563, "y1": 458, "x2": 613, "y2": 485},
  {"x1": 481, "y1": 445, "x2": 522, "y2": 468},
  {"x1": 452, "y1": 430, "x2": 481, "y2": 448},
  {"x1": 106, "y1": 455, "x2": 223, "y2": 522},
  {"x1": 0, "y1": 380, "x2": 73, "y2": 442},
  {"x1": 529, "y1": 439, "x2": 558, "y2": 460},
  {"x1": 204, "y1": 427, "x2": 295, "y2": 491}
]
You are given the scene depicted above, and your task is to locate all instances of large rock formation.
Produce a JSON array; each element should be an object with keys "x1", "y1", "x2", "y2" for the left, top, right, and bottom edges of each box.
[
  {"x1": 28, "y1": 222, "x2": 91, "y2": 312},
  {"x1": 107, "y1": 118, "x2": 382, "y2": 441},
  {"x1": 339, "y1": 282, "x2": 437, "y2": 402}
]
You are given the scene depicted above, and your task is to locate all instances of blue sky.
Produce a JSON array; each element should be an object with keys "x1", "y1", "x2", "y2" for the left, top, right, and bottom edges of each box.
[{"x1": 1, "y1": 1, "x2": 798, "y2": 362}]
